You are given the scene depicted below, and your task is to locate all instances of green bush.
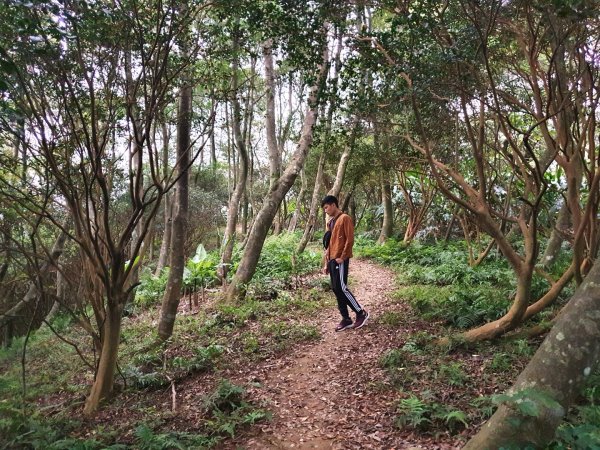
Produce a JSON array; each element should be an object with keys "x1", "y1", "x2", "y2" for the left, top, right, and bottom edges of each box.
[
  {"x1": 380, "y1": 348, "x2": 407, "y2": 369},
  {"x1": 252, "y1": 233, "x2": 321, "y2": 284},
  {"x1": 172, "y1": 344, "x2": 224, "y2": 373},
  {"x1": 200, "y1": 379, "x2": 270, "y2": 439},
  {"x1": 395, "y1": 394, "x2": 469, "y2": 433},
  {"x1": 135, "y1": 268, "x2": 170, "y2": 308},
  {"x1": 437, "y1": 362, "x2": 468, "y2": 386},
  {"x1": 395, "y1": 395, "x2": 432, "y2": 430},
  {"x1": 183, "y1": 244, "x2": 219, "y2": 290},
  {"x1": 135, "y1": 423, "x2": 218, "y2": 450},
  {"x1": 397, "y1": 284, "x2": 510, "y2": 329}
]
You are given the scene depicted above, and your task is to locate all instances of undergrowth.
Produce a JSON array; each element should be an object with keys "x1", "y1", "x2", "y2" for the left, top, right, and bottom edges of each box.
[
  {"x1": 357, "y1": 237, "x2": 573, "y2": 329},
  {"x1": 0, "y1": 233, "x2": 327, "y2": 448},
  {"x1": 359, "y1": 236, "x2": 594, "y2": 447},
  {"x1": 134, "y1": 233, "x2": 321, "y2": 309}
]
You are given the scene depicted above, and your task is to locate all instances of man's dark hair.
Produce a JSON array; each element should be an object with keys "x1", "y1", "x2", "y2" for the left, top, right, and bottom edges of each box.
[{"x1": 321, "y1": 195, "x2": 338, "y2": 208}]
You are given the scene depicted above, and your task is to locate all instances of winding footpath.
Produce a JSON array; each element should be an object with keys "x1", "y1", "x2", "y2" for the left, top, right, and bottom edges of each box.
[{"x1": 227, "y1": 259, "x2": 431, "y2": 450}]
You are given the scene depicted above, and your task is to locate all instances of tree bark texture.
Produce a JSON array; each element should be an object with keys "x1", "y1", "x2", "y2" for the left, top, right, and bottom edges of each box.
[
  {"x1": 263, "y1": 39, "x2": 281, "y2": 190},
  {"x1": 297, "y1": 150, "x2": 326, "y2": 254},
  {"x1": 158, "y1": 82, "x2": 192, "y2": 341},
  {"x1": 155, "y1": 194, "x2": 174, "y2": 275},
  {"x1": 328, "y1": 123, "x2": 356, "y2": 199},
  {"x1": 464, "y1": 260, "x2": 600, "y2": 449},
  {"x1": 542, "y1": 201, "x2": 571, "y2": 270},
  {"x1": 219, "y1": 41, "x2": 249, "y2": 284},
  {"x1": 83, "y1": 304, "x2": 123, "y2": 414},
  {"x1": 378, "y1": 171, "x2": 393, "y2": 244}
]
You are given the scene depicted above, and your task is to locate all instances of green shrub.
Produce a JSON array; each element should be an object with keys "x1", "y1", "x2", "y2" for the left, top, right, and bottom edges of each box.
[
  {"x1": 183, "y1": 244, "x2": 219, "y2": 290},
  {"x1": 200, "y1": 379, "x2": 270, "y2": 439},
  {"x1": 487, "y1": 353, "x2": 512, "y2": 372},
  {"x1": 401, "y1": 331, "x2": 435, "y2": 355},
  {"x1": 135, "y1": 423, "x2": 218, "y2": 450},
  {"x1": 252, "y1": 233, "x2": 321, "y2": 284},
  {"x1": 437, "y1": 362, "x2": 468, "y2": 386},
  {"x1": 469, "y1": 396, "x2": 495, "y2": 420},
  {"x1": 398, "y1": 284, "x2": 510, "y2": 329},
  {"x1": 395, "y1": 395, "x2": 432, "y2": 430},
  {"x1": 438, "y1": 408, "x2": 469, "y2": 432},
  {"x1": 379, "y1": 311, "x2": 403, "y2": 327},
  {"x1": 124, "y1": 367, "x2": 170, "y2": 390},
  {"x1": 380, "y1": 349, "x2": 407, "y2": 369},
  {"x1": 203, "y1": 379, "x2": 246, "y2": 414},
  {"x1": 172, "y1": 344, "x2": 224, "y2": 373},
  {"x1": 552, "y1": 423, "x2": 600, "y2": 450},
  {"x1": 135, "y1": 268, "x2": 170, "y2": 308},
  {"x1": 395, "y1": 394, "x2": 469, "y2": 433}
]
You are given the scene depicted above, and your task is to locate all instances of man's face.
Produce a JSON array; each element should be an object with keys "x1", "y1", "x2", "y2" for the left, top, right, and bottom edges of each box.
[{"x1": 323, "y1": 202, "x2": 336, "y2": 217}]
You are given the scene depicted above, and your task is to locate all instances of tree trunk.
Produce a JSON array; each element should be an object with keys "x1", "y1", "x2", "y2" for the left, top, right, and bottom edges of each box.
[
  {"x1": 287, "y1": 168, "x2": 305, "y2": 232},
  {"x1": 464, "y1": 260, "x2": 600, "y2": 449},
  {"x1": 296, "y1": 30, "x2": 343, "y2": 252},
  {"x1": 297, "y1": 150, "x2": 326, "y2": 253},
  {"x1": 542, "y1": 200, "x2": 571, "y2": 269},
  {"x1": 227, "y1": 39, "x2": 329, "y2": 300},
  {"x1": 264, "y1": 39, "x2": 281, "y2": 190},
  {"x1": 155, "y1": 193, "x2": 174, "y2": 275},
  {"x1": 155, "y1": 118, "x2": 171, "y2": 275},
  {"x1": 378, "y1": 172, "x2": 393, "y2": 244},
  {"x1": 219, "y1": 37, "x2": 249, "y2": 284},
  {"x1": 84, "y1": 303, "x2": 123, "y2": 414},
  {"x1": 349, "y1": 195, "x2": 357, "y2": 223},
  {"x1": 328, "y1": 123, "x2": 357, "y2": 199},
  {"x1": 209, "y1": 92, "x2": 217, "y2": 170},
  {"x1": 157, "y1": 81, "x2": 192, "y2": 341}
]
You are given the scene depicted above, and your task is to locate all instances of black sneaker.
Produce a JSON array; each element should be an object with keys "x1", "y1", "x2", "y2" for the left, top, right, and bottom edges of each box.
[
  {"x1": 353, "y1": 310, "x2": 369, "y2": 329},
  {"x1": 335, "y1": 318, "x2": 353, "y2": 332}
]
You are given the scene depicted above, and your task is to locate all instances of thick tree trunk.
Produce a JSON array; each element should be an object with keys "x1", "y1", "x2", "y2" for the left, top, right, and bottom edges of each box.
[
  {"x1": 227, "y1": 40, "x2": 328, "y2": 300},
  {"x1": 464, "y1": 260, "x2": 600, "y2": 449},
  {"x1": 84, "y1": 303, "x2": 123, "y2": 414},
  {"x1": 158, "y1": 82, "x2": 192, "y2": 341}
]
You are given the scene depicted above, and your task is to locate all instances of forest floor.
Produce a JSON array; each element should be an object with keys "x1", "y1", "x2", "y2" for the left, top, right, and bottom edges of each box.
[
  {"x1": 3, "y1": 256, "x2": 529, "y2": 449},
  {"x1": 220, "y1": 259, "x2": 467, "y2": 450}
]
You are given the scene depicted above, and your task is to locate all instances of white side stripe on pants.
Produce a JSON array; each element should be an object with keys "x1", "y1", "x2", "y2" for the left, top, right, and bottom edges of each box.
[{"x1": 339, "y1": 261, "x2": 361, "y2": 311}]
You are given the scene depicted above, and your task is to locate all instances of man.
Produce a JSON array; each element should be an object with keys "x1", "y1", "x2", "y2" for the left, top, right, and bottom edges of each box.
[{"x1": 321, "y1": 195, "x2": 369, "y2": 331}]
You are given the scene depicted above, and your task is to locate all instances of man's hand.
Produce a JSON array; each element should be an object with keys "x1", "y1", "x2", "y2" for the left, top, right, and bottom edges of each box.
[
  {"x1": 321, "y1": 265, "x2": 329, "y2": 274},
  {"x1": 335, "y1": 258, "x2": 343, "y2": 264}
]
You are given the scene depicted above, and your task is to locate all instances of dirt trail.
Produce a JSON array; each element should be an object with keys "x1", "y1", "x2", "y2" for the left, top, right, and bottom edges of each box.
[{"x1": 228, "y1": 259, "x2": 425, "y2": 450}]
